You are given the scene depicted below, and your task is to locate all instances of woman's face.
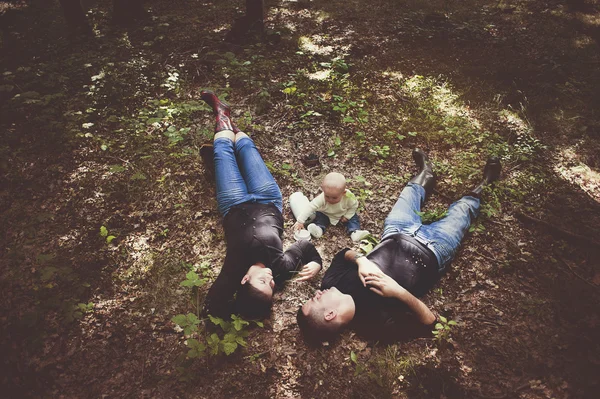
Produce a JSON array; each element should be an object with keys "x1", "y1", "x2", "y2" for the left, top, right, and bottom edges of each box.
[{"x1": 248, "y1": 267, "x2": 275, "y2": 296}]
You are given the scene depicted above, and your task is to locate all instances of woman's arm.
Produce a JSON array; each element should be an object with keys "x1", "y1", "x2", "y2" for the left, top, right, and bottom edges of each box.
[
  {"x1": 202, "y1": 250, "x2": 248, "y2": 317},
  {"x1": 274, "y1": 240, "x2": 322, "y2": 284}
]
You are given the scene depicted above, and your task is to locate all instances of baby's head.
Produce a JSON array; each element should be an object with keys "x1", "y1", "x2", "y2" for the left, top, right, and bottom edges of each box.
[{"x1": 321, "y1": 172, "x2": 347, "y2": 204}]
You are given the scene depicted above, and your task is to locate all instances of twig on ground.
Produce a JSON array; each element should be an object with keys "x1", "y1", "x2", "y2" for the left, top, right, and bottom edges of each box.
[
  {"x1": 472, "y1": 381, "x2": 530, "y2": 399},
  {"x1": 271, "y1": 110, "x2": 292, "y2": 130},
  {"x1": 477, "y1": 253, "x2": 497, "y2": 263},
  {"x1": 486, "y1": 218, "x2": 510, "y2": 228},
  {"x1": 558, "y1": 256, "x2": 598, "y2": 289},
  {"x1": 514, "y1": 210, "x2": 600, "y2": 249}
]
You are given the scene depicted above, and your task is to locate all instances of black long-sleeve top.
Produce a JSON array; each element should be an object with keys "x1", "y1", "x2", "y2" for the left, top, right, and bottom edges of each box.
[
  {"x1": 203, "y1": 202, "x2": 322, "y2": 317},
  {"x1": 321, "y1": 234, "x2": 439, "y2": 340}
]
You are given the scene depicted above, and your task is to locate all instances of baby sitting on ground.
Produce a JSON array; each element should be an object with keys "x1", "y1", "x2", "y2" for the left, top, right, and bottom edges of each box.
[{"x1": 292, "y1": 172, "x2": 370, "y2": 242}]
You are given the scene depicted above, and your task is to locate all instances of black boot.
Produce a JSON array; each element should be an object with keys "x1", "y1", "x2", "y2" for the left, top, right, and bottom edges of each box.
[
  {"x1": 409, "y1": 148, "x2": 436, "y2": 198},
  {"x1": 468, "y1": 157, "x2": 502, "y2": 198},
  {"x1": 200, "y1": 90, "x2": 235, "y2": 133}
]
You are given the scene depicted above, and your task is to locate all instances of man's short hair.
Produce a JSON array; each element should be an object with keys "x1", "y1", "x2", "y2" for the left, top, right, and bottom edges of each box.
[
  {"x1": 235, "y1": 283, "x2": 272, "y2": 320},
  {"x1": 296, "y1": 307, "x2": 342, "y2": 345}
]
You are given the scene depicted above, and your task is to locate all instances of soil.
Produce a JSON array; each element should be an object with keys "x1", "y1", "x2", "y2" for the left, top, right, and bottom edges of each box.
[{"x1": 1, "y1": 0, "x2": 599, "y2": 398}]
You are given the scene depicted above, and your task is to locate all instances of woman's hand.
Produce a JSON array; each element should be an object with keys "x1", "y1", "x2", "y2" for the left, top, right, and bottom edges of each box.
[
  {"x1": 293, "y1": 221, "x2": 305, "y2": 231},
  {"x1": 295, "y1": 261, "x2": 321, "y2": 282},
  {"x1": 364, "y1": 273, "x2": 407, "y2": 299}
]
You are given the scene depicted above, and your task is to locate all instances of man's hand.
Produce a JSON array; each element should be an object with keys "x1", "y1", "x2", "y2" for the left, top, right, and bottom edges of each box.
[
  {"x1": 357, "y1": 259, "x2": 382, "y2": 287},
  {"x1": 344, "y1": 250, "x2": 382, "y2": 286},
  {"x1": 295, "y1": 261, "x2": 321, "y2": 282},
  {"x1": 364, "y1": 273, "x2": 408, "y2": 299},
  {"x1": 293, "y1": 221, "x2": 305, "y2": 231}
]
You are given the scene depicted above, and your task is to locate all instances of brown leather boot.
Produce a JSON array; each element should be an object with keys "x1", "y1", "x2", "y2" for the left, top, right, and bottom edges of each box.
[{"x1": 200, "y1": 90, "x2": 235, "y2": 133}]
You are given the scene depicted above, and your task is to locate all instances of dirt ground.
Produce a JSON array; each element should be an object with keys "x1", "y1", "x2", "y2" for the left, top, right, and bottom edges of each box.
[{"x1": 1, "y1": 0, "x2": 599, "y2": 398}]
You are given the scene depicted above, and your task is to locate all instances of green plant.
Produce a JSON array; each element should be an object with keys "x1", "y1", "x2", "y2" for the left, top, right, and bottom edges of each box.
[
  {"x1": 99, "y1": 225, "x2": 116, "y2": 244},
  {"x1": 64, "y1": 301, "x2": 94, "y2": 322},
  {"x1": 350, "y1": 350, "x2": 365, "y2": 376},
  {"x1": 171, "y1": 313, "x2": 262, "y2": 358},
  {"x1": 265, "y1": 161, "x2": 302, "y2": 185},
  {"x1": 432, "y1": 315, "x2": 458, "y2": 342},
  {"x1": 349, "y1": 350, "x2": 383, "y2": 386},
  {"x1": 171, "y1": 264, "x2": 261, "y2": 359},
  {"x1": 359, "y1": 235, "x2": 379, "y2": 254},
  {"x1": 468, "y1": 222, "x2": 486, "y2": 233},
  {"x1": 328, "y1": 135, "x2": 342, "y2": 157},
  {"x1": 369, "y1": 145, "x2": 390, "y2": 161},
  {"x1": 331, "y1": 95, "x2": 369, "y2": 125},
  {"x1": 415, "y1": 208, "x2": 448, "y2": 224}
]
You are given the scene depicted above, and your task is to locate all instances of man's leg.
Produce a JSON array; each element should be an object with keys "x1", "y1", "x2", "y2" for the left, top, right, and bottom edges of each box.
[
  {"x1": 417, "y1": 156, "x2": 501, "y2": 271},
  {"x1": 417, "y1": 196, "x2": 480, "y2": 271},
  {"x1": 233, "y1": 132, "x2": 283, "y2": 213},
  {"x1": 382, "y1": 148, "x2": 436, "y2": 239},
  {"x1": 213, "y1": 131, "x2": 252, "y2": 216},
  {"x1": 382, "y1": 183, "x2": 426, "y2": 239}
]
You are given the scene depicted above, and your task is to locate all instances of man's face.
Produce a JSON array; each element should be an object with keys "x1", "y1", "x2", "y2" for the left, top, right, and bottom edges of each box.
[
  {"x1": 301, "y1": 287, "x2": 353, "y2": 318},
  {"x1": 248, "y1": 267, "x2": 275, "y2": 296}
]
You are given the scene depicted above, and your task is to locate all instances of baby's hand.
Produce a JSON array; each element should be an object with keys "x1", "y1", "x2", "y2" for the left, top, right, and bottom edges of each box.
[
  {"x1": 293, "y1": 221, "x2": 304, "y2": 231},
  {"x1": 340, "y1": 216, "x2": 348, "y2": 223}
]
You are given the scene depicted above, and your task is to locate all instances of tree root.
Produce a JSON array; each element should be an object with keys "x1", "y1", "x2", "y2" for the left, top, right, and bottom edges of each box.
[{"x1": 514, "y1": 210, "x2": 600, "y2": 250}]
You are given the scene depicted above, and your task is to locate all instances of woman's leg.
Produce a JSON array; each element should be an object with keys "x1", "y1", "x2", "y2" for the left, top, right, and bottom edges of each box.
[
  {"x1": 213, "y1": 132, "x2": 252, "y2": 216},
  {"x1": 382, "y1": 182, "x2": 426, "y2": 239},
  {"x1": 417, "y1": 195, "x2": 480, "y2": 271},
  {"x1": 233, "y1": 132, "x2": 283, "y2": 212}
]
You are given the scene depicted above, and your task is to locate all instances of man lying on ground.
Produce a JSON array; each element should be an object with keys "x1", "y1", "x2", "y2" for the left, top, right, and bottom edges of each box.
[{"x1": 297, "y1": 149, "x2": 501, "y2": 342}]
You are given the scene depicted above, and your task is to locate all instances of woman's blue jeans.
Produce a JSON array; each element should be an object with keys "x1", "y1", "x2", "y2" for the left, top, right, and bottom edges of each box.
[
  {"x1": 213, "y1": 136, "x2": 283, "y2": 216},
  {"x1": 382, "y1": 183, "x2": 480, "y2": 271}
]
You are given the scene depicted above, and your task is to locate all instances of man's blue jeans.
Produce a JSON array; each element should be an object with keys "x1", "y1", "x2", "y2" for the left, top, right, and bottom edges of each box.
[
  {"x1": 213, "y1": 136, "x2": 283, "y2": 216},
  {"x1": 382, "y1": 183, "x2": 480, "y2": 271},
  {"x1": 312, "y1": 212, "x2": 361, "y2": 235}
]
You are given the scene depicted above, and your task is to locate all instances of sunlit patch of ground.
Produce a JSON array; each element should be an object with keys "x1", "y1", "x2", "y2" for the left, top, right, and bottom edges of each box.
[
  {"x1": 555, "y1": 147, "x2": 600, "y2": 202},
  {"x1": 0, "y1": 0, "x2": 28, "y2": 14},
  {"x1": 298, "y1": 35, "x2": 334, "y2": 55}
]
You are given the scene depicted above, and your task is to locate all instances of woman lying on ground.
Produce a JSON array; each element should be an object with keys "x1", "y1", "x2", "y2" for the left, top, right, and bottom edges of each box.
[{"x1": 199, "y1": 91, "x2": 322, "y2": 320}]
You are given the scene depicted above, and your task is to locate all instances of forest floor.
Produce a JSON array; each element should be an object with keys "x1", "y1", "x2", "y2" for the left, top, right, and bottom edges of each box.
[{"x1": 1, "y1": 0, "x2": 599, "y2": 398}]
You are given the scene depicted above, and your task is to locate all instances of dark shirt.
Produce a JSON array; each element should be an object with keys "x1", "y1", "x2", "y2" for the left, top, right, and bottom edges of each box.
[
  {"x1": 321, "y1": 234, "x2": 439, "y2": 340},
  {"x1": 204, "y1": 202, "x2": 322, "y2": 317}
]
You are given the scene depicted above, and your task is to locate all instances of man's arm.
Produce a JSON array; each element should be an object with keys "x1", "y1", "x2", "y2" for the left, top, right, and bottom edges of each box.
[
  {"x1": 344, "y1": 249, "x2": 382, "y2": 286},
  {"x1": 364, "y1": 273, "x2": 436, "y2": 325}
]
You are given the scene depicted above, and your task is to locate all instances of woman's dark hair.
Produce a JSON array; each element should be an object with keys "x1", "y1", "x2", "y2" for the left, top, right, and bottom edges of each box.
[
  {"x1": 235, "y1": 282, "x2": 273, "y2": 320},
  {"x1": 296, "y1": 307, "x2": 340, "y2": 345}
]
